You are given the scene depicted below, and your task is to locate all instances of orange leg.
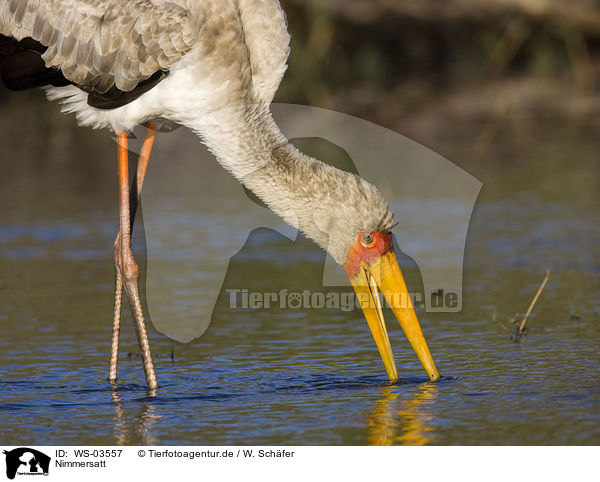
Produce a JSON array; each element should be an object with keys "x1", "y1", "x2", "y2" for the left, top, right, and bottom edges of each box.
[
  {"x1": 136, "y1": 123, "x2": 156, "y2": 197},
  {"x1": 109, "y1": 123, "x2": 157, "y2": 390}
]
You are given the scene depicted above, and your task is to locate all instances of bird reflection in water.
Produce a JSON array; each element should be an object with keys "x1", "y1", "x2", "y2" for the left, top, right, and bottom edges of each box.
[
  {"x1": 110, "y1": 386, "x2": 161, "y2": 445},
  {"x1": 366, "y1": 383, "x2": 437, "y2": 445}
]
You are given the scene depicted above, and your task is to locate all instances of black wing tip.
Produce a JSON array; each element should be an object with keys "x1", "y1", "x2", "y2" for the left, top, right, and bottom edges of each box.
[
  {"x1": 0, "y1": 35, "x2": 70, "y2": 90},
  {"x1": 86, "y1": 69, "x2": 168, "y2": 109},
  {"x1": 1, "y1": 35, "x2": 169, "y2": 109}
]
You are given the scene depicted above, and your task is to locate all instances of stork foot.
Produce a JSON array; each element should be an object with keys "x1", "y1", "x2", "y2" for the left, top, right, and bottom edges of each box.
[{"x1": 113, "y1": 233, "x2": 158, "y2": 390}]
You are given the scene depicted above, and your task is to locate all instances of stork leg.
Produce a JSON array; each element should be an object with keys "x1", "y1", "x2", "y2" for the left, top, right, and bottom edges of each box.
[{"x1": 109, "y1": 124, "x2": 157, "y2": 389}]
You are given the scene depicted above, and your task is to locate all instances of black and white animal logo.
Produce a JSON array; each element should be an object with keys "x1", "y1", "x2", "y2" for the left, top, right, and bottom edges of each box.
[{"x1": 3, "y1": 448, "x2": 50, "y2": 479}]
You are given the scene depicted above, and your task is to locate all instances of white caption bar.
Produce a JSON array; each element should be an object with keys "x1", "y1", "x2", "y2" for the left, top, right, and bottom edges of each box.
[{"x1": 1, "y1": 446, "x2": 596, "y2": 482}]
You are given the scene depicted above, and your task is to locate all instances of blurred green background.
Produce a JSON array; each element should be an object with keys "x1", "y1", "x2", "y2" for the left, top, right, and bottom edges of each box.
[
  {"x1": 277, "y1": 0, "x2": 600, "y2": 170},
  {"x1": 4, "y1": 0, "x2": 600, "y2": 181}
]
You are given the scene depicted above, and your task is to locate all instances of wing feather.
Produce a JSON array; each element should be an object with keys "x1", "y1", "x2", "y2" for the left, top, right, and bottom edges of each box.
[{"x1": 0, "y1": 0, "x2": 198, "y2": 93}]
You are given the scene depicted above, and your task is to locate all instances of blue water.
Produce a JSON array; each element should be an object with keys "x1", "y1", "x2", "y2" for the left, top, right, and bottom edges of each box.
[{"x1": 0, "y1": 102, "x2": 599, "y2": 445}]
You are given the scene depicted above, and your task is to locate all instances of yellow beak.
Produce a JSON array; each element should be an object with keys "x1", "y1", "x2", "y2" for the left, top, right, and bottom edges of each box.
[{"x1": 346, "y1": 243, "x2": 440, "y2": 382}]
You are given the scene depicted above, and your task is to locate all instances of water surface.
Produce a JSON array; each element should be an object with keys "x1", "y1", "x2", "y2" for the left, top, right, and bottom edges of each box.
[{"x1": 0, "y1": 91, "x2": 599, "y2": 445}]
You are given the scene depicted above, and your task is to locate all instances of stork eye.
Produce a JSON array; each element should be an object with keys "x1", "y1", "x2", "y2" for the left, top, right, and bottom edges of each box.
[{"x1": 360, "y1": 232, "x2": 375, "y2": 248}]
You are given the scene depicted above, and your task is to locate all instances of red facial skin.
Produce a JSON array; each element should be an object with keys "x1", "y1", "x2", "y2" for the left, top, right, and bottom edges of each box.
[{"x1": 343, "y1": 232, "x2": 393, "y2": 279}]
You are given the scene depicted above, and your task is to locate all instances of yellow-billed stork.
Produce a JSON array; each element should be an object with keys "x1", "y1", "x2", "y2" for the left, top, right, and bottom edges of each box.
[{"x1": 0, "y1": 0, "x2": 440, "y2": 390}]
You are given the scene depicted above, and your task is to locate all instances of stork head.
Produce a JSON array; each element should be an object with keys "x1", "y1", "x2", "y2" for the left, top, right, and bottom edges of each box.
[
  {"x1": 343, "y1": 230, "x2": 439, "y2": 382},
  {"x1": 307, "y1": 171, "x2": 440, "y2": 382},
  {"x1": 256, "y1": 144, "x2": 440, "y2": 381}
]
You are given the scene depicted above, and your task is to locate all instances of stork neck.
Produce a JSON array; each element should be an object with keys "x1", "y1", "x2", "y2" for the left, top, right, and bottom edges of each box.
[
  {"x1": 191, "y1": 105, "x2": 289, "y2": 180},
  {"x1": 185, "y1": 105, "x2": 352, "y2": 262},
  {"x1": 179, "y1": 103, "x2": 394, "y2": 264}
]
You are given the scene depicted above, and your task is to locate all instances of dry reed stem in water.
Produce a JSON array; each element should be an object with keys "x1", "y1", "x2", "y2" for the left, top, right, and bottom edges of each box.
[{"x1": 518, "y1": 269, "x2": 550, "y2": 335}]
